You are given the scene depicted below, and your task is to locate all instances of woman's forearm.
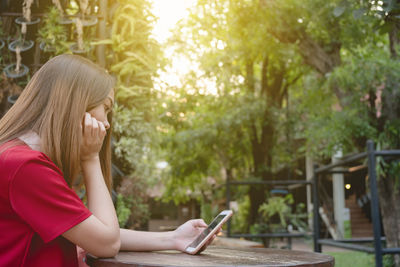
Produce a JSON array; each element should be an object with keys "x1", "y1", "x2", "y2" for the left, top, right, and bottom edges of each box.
[
  {"x1": 61, "y1": 156, "x2": 120, "y2": 257},
  {"x1": 119, "y1": 229, "x2": 176, "y2": 251},
  {"x1": 82, "y1": 157, "x2": 119, "y2": 236}
]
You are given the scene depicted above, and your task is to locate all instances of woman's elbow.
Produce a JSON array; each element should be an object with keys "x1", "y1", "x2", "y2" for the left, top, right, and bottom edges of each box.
[
  {"x1": 109, "y1": 238, "x2": 121, "y2": 257},
  {"x1": 92, "y1": 236, "x2": 121, "y2": 258}
]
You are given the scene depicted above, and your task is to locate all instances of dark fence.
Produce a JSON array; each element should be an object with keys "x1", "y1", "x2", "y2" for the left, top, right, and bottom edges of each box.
[{"x1": 313, "y1": 140, "x2": 400, "y2": 267}]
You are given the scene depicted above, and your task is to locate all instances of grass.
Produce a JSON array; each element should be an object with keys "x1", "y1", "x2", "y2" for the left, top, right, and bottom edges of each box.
[{"x1": 326, "y1": 251, "x2": 375, "y2": 267}]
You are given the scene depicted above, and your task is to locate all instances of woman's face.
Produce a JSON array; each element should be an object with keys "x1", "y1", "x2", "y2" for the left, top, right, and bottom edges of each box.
[{"x1": 88, "y1": 90, "x2": 114, "y2": 129}]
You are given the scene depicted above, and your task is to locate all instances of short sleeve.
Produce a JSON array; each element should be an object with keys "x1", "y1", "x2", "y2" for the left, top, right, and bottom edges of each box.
[{"x1": 9, "y1": 155, "x2": 92, "y2": 243}]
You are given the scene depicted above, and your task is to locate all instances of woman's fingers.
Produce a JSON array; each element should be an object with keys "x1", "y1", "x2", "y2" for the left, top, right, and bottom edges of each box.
[
  {"x1": 91, "y1": 117, "x2": 99, "y2": 136},
  {"x1": 83, "y1": 113, "x2": 106, "y2": 138},
  {"x1": 81, "y1": 113, "x2": 107, "y2": 161},
  {"x1": 83, "y1": 113, "x2": 92, "y2": 135},
  {"x1": 98, "y1": 121, "x2": 106, "y2": 135},
  {"x1": 191, "y1": 219, "x2": 208, "y2": 229},
  {"x1": 91, "y1": 118, "x2": 106, "y2": 138}
]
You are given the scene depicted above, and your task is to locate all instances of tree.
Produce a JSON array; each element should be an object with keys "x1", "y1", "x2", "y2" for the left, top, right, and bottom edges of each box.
[
  {"x1": 265, "y1": 0, "x2": 400, "y2": 262},
  {"x1": 161, "y1": 2, "x2": 400, "y2": 260},
  {"x1": 160, "y1": 0, "x2": 306, "y2": 228}
]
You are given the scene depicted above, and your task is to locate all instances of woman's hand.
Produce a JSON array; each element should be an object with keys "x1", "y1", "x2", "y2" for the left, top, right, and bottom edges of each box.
[
  {"x1": 80, "y1": 112, "x2": 106, "y2": 162},
  {"x1": 172, "y1": 219, "x2": 220, "y2": 254}
]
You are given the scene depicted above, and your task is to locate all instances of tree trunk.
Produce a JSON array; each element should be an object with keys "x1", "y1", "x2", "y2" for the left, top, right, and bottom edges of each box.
[
  {"x1": 387, "y1": 9, "x2": 400, "y2": 59},
  {"x1": 247, "y1": 54, "x2": 281, "y2": 227},
  {"x1": 376, "y1": 21, "x2": 400, "y2": 266},
  {"x1": 378, "y1": 176, "x2": 400, "y2": 266},
  {"x1": 246, "y1": 59, "x2": 267, "y2": 227},
  {"x1": 248, "y1": 115, "x2": 275, "y2": 227}
]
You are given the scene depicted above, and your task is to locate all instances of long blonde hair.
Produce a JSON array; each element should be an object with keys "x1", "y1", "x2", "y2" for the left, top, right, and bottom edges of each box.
[{"x1": 0, "y1": 54, "x2": 115, "y2": 190}]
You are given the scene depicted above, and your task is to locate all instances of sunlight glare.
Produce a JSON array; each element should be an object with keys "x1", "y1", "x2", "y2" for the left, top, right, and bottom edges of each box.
[
  {"x1": 151, "y1": 0, "x2": 219, "y2": 96},
  {"x1": 151, "y1": 0, "x2": 197, "y2": 44}
]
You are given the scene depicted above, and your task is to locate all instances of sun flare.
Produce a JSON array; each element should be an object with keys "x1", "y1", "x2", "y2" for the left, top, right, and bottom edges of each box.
[{"x1": 151, "y1": 0, "x2": 218, "y2": 95}]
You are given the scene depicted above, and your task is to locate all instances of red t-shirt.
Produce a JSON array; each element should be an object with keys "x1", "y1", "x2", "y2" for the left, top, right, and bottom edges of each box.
[{"x1": 0, "y1": 141, "x2": 92, "y2": 267}]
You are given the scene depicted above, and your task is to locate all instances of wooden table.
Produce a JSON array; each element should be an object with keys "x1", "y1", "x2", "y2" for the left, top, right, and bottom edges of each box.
[{"x1": 86, "y1": 246, "x2": 334, "y2": 267}]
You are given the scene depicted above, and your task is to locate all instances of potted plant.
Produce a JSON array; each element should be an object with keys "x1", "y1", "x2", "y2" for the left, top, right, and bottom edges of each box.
[
  {"x1": 4, "y1": 46, "x2": 30, "y2": 84},
  {"x1": 38, "y1": 6, "x2": 70, "y2": 62},
  {"x1": 15, "y1": 0, "x2": 41, "y2": 41},
  {"x1": 7, "y1": 94, "x2": 20, "y2": 106},
  {"x1": 252, "y1": 194, "x2": 308, "y2": 247},
  {"x1": 70, "y1": 17, "x2": 93, "y2": 57},
  {"x1": 69, "y1": 0, "x2": 99, "y2": 57},
  {"x1": 78, "y1": 0, "x2": 98, "y2": 37},
  {"x1": 52, "y1": 0, "x2": 74, "y2": 40},
  {"x1": 8, "y1": 39, "x2": 35, "y2": 66}
]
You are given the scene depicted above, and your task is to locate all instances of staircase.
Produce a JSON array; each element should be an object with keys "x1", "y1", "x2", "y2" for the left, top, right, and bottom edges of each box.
[{"x1": 346, "y1": 194, "x2": 373, "y2": 238}]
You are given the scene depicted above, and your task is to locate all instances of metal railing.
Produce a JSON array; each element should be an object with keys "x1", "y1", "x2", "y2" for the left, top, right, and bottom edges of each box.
[
  {"x1": 313, "y1": 140, "x2": 400, "y2": 267},
  {"x1": 226, "y1": 177, "x2": 312, "y2": 248}
]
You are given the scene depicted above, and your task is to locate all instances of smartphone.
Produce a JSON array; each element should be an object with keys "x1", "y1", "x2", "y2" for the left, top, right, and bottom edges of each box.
[{"x1": 185, "y1": 210, "x2": 233, "y2": 254}]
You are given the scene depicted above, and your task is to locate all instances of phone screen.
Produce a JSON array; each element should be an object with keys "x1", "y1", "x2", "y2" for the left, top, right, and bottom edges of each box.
[{"x1": 187, "y1": 214, "x2": 225, "y2": 248}]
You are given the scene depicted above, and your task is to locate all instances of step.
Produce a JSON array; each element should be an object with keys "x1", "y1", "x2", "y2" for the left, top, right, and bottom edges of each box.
[
  {"x1": 352, "y1": 228, "x2": 373, "y2": 233},
  {"x1": 350, "y1": 211, "x2": 366, "y2": 217},
  {"x1": 352, "y1": 230, "x2": 373, "y2": 236},
  {"x1": 351, "y1": 224, "x2": 372, "y2": 230},
  {"x1": 352, "y1": 228, "x2": 372, "y2": 232},
  {"x1": 351, "y1": 216, "x2": 370, "y2": 221},
  {"x1": 350, "y1": 216, "x2": 370, "y2": 222},
  {"x1": 351, "y1": 223, "x2": 372, "y2": 228},
  {"x1": 351, "y1": 220, "x2": 372, "y2": 226}
]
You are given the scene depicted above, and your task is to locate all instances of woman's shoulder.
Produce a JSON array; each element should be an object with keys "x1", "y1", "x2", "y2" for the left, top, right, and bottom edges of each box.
[
  {"x1": 1, "y1": 140, "x2": 43, "y2": 159},
  {"x1": 0, "y1": 140, "x2": 58, "y2": 174}
]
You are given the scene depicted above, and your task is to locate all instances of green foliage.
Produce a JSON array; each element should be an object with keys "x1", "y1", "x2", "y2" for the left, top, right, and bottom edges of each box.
[
  {"x1": 259, "y1": 195, "x2": 294, "y2": 228},
  {"x1": 258, "y1": 194, "x2": 308, "y2": 232},
  {"x1": 326, "y1": 251, "x2": 374, "y2": 267},
  {"x1": 200, "y1": 201, "x2": 219, "y2": 224},
  {"x1": 230, "y1": 196, "x2": 251, "y2": 234},
  {"x1": 113, "y1": 104, "x2": 156, "y2": 178},
  {"x1": 0, "y1": 18, "x2": 4, "y2": 39},
  {"x1": 156, "y1": 0, "x2": 400, "y2": 250},
  {"x1": 116, "y1": 193, "x2": 131, "y2": 227},
  {"x1": 100, "y1": 0, "x2": 161, "y2": 93},
  {"x1": 104, "y1": 0, "x2": 162, "y2": 228},
  {"x1": 329, "y1": 251, "x2": 396, "y2": 267},
  {"x1": 37, "y1": 7, "x2": 70, "y2": 55},
  {"x1": 160, "y1": 0, "x2": 306, "y2": 207},
  {"x1": 116, "y1": 190, "x2": 150, "y2": 229},
  {"x1": 383, "y1": 254, "x2": 395, "y2": 267},
  {"x1": 159, "y1": 91, "x2": 260, "y2": 203},
  {"x1": 301, "y1": 45, "x2": 400, "y2": 157}
]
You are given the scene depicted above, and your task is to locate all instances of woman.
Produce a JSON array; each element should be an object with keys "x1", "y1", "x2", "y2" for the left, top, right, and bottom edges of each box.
[{"x1": 0, "y1": 55, "x2": 214, "y2": 267}]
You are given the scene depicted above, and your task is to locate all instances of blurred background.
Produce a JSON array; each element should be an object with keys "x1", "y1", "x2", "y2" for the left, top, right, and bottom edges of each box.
[{"x1": 1, "y1": 1, "x2": 400, "y2": 265}]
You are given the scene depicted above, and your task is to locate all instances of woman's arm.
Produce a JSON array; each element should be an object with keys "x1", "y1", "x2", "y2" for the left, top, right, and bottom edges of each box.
[
  {"x1": 120, "y1": 229, "x2": 175, "y2": 251},
  {"x1": 62, "y1": 113, "x2": 120, "y2": 257},
  {"x1": 120, "y1": 219, "x2": 213, "y2": 252}
]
